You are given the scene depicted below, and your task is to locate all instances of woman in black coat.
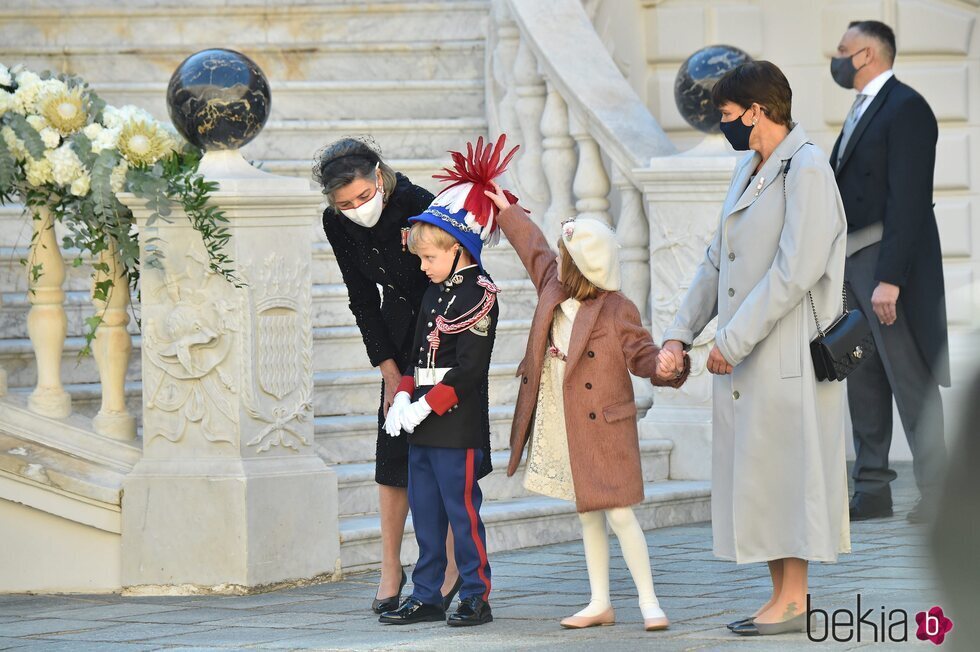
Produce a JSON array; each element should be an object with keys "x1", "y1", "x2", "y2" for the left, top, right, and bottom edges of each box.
[{"x1": 314, "y1": 138, "x2": 489, "y2": 612}]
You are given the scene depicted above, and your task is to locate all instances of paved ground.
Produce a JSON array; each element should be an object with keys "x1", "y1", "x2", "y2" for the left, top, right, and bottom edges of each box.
[{"x1": 0, "y1": 463, "x2": 947, "y2": 651}]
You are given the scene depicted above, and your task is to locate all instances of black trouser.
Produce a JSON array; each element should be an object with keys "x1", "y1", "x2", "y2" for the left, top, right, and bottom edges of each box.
[{"x1": 844, "y1": 243, "x2": 947, "y2": 501}]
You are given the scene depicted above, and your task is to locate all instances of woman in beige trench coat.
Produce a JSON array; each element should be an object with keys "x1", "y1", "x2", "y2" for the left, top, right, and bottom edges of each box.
[{"x1": 660, "y1": 61, "x2": 851, "y2": 637}]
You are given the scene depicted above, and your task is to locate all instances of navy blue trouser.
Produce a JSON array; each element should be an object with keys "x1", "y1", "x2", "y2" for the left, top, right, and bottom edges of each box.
[{"x1": 408, "y1": 444, "x2": 491, "y2": 606}]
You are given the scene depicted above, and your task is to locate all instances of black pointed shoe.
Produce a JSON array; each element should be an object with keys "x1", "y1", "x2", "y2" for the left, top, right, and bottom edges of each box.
[
  {"x1": 727, "y1": 617, "x2": 754, "y2": 630},
  {"x1": 442, "y1": 575, "x2": 463, "y2": 611},
  {"x1": 372, "y1": 568, "x2": 407, "y2": 614},
  {"x1": 379, "y1": 597, "x2": 446, "y2": 625},
  {"x1": 447, "y1": 596, "x2": 493, "y2": 627},
  {"x1": 849, "y1": 492, "x2": 893, "y2": 521}
]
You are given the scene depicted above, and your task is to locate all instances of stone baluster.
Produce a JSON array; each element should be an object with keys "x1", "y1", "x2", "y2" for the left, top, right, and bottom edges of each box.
[
  {"x1": 489, "y1": 1, "x2": 521, "y2": 141},
  {"x1": 612, "y1": 166, "x2": 650, "y2": 323},
  {"x1": 569, "y1": 110, "x2": 612, "y2": 226},
  {"x1": 90, "y1": 239, "x2": 136, "y2": 440},
  {"x1": 511, "y1": 36, "x2": 549, "y2": 214},
  {"x1": 539, "y1": 81, "x2": 577, "y2": 242},
  {"x1": 26, "y1": 205, "x2": 71, "y2": 418}
]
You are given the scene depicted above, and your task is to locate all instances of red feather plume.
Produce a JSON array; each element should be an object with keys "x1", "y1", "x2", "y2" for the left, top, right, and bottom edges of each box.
[{"x1": 433, "y1": 134, "x2": 520, "y2": 241}]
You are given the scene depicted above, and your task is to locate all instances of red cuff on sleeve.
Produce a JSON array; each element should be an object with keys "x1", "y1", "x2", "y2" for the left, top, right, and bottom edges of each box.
[
  {"x1": 396, "y1": 375, "x2": 415, "y2": 396},
  {"x1": 425, "y1": 382, "x2": 459, "y2": 415}
]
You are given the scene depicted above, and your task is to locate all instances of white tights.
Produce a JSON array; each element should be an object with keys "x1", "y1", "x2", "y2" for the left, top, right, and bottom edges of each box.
[{"x1": 574, "y1": 507, "x2": 664, "y2": 619}]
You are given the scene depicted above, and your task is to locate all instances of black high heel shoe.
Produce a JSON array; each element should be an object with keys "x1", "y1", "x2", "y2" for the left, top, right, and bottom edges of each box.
[
  {"x1": 442, "y1": 575, "x2": 463, "y2": 611},
  {"x1": 372, "y1": 568, "x2": 407, "y2": 614}
]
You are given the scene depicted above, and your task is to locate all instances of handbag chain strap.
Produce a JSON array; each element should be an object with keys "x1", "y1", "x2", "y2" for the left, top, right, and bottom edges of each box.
[{"x1": 780, "y1": 145, "x2": 848, "y2": 340}]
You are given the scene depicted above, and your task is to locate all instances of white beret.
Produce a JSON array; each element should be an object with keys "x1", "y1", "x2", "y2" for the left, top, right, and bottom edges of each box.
[{"x1": 560, "y1": 217, "x2": 621, "y2": 291}]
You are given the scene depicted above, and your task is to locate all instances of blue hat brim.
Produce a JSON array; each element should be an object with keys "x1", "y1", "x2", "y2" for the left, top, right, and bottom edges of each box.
[{"x1": 408, "y1": 205, "x2": 483, "y2": 267}]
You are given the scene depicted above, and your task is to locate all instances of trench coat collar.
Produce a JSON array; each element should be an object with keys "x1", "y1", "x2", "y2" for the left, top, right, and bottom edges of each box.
[
  {"x1": 727, "y1": 123, "x2": 811, "y2": 216},
  {"x1": 563, "y1": 291, "x2": 608, "y2": 375}
]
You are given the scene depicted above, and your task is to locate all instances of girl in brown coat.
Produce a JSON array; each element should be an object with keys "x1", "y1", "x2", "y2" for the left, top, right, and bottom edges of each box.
[{"x1": 485, "y1": 183, "x2": 690, "y2": 632}]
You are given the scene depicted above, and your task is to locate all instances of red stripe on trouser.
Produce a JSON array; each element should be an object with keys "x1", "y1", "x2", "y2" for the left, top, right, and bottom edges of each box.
[{"x1": 464, "y1": 448, "x2": 491, "y2": 600}]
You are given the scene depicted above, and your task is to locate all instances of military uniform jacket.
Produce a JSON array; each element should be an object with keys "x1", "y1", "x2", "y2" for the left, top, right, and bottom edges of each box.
[{"x1": 395, "y1": 264, "x2": 498, "y2": 450}]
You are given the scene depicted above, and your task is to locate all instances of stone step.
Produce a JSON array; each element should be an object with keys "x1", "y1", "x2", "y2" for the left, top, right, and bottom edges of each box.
[
  {"x1": 338, "y1": 479, "x2": 713, "y2": 573},
  {"x1": 333, "y1": 440, "x2": 673, "y2": 518},
  {"x1": 314, "y1": 405, "x2": 516, "y2": 466},
  {"x1": 0, "y1": 274, "x2": 535, "y2": 339},
  {"x1": 314, "y1": 278, "x2": 538, "y2": 329},
  {"x1": 242, "y1": 118, "x2": 488, "y2": 162},
  {"x1": 310, "y1": 239, "x2": 533, "y2": 286},
  {"x1": 3, "y1": 361, "x2": 526, "y2": 422},
  {"x1": 0, "y1": 40, "x2": 485, "y2": 84},
  {"x1": 0, "y1": 1, "x2": 490, "y2": 48},
  {"x1": 0, "y1": 317, "x2": 530, "y2": 394},
  {"x1": 92, "y1": 79, "x2": 486, "y2": 122}
]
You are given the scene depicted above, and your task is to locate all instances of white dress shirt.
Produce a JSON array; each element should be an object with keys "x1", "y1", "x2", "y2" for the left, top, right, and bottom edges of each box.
[{"x1": 855, "y1": 69, "x2": 894, "y2": 120}]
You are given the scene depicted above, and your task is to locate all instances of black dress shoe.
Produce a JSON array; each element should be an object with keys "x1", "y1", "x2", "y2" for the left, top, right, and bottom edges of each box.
[
  {"x1": 849, "y1": 492, "x2": 893, "y2": 521},
  {"x1": 442, "y1": 575, "x2": 463, "y2": 611},
  {"x1": 447, "y1": 596, "x2": 493, "y2": 627},
  {"x1": 372, "y1": 568, "x2": 407, "y2": 614},
  {"x1": 727, "y1": 617, "x2": 754, "y2": 630},
  {"x1": 378, "y1": 597, "x2": 445, "y2": 625}
]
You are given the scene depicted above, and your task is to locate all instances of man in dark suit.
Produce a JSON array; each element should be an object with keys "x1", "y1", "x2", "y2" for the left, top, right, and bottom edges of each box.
[{"x1": 830, "y1": 20, "x2": 949, "y2": 523}]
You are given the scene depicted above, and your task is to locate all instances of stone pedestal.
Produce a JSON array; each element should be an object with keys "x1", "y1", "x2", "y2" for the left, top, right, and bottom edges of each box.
[
  {"x1": 119, "y1": 152, "x2": 339, "y2": 592},
  {"x1": 634, "y1": 140, "x2": 738, "y2": 480}
]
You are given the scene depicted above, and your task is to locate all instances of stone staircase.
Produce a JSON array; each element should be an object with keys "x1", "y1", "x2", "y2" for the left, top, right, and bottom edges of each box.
[{"x1": 0, "y1": 0, "x2": 710, "y2": 589}]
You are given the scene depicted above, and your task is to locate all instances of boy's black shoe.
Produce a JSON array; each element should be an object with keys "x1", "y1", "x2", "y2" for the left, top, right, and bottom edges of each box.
[
  {"x1": 447, "y1": 596, "x2": 493, "y2": 626},
  {"x1": 379, "y1": 597, "x2": 446, "y2": 624},
  {"x1": 849, "y1": 492, "x2": 893, "y2": 521}
]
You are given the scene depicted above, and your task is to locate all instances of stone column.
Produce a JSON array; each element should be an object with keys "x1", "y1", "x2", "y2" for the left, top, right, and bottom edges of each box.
[
  {"x1": 27, "y1": 205, "x2": 71, "y2": 418},
  {"x1": 119, "y1": 151, "x2": 339, "y2": 592},
  {"x1": 634, "y1": 143, "x2": 737, "y2": 481}
]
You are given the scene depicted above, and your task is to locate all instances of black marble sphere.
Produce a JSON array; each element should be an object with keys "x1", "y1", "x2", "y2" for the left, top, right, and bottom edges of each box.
[
  {"x1": 674, "y1": 45, "x2": 751, "y2": 133},
  {"x1": 166, "y1": 48, "x2": 270, "y2": 151}
]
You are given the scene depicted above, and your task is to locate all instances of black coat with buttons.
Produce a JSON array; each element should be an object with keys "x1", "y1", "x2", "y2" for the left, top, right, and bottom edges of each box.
[
  {"x1": 322, "y1": 173, "x2": 433, "y2": 369},
  {"x1": 403, "y1": 265, "x2": 498, "y2": 452}
]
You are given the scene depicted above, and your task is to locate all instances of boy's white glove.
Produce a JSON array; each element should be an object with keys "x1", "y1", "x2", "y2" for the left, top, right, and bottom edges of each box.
[
  {"x1": 400, "y1": 396, "x2": 433, "y2": 434},
  {"x1": 384, "y1": 392, "x2": 411, "y2": 437}
]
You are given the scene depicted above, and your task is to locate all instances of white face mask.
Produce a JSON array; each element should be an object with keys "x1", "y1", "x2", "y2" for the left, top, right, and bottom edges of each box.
[{"x1": 339, "y1": 168, "x2": 384, "y2": 228}]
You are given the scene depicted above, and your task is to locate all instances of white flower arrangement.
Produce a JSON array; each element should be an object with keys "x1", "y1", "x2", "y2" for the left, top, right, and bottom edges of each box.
[{"x1": 0, "y1": 62, "x2": 240, "y2": 356}]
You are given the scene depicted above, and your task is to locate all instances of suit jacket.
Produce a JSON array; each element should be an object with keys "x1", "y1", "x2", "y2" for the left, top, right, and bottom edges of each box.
[
  {"x1": 831, "y1": 76, "x2": 950, "y2": 386},
  {"x1": 322, "y1": 173, "x2": 433, "y2": 369},
  {"x1": 497, "y1": 205, "x2": 689, "y2": 513},
  {"x1": 397, "y1": 265, "x2": 498, "y2": 451}
]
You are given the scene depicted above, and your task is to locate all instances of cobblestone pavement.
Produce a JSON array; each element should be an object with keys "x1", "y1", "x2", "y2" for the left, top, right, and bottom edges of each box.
[{"x1": 0, "y1": 463, "x2": 947, "y2": 651}]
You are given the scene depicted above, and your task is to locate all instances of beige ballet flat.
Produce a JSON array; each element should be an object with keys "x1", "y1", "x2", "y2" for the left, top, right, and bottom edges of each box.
[
  {"x1": 644, "y1": 616, "x2": 670, "y2": 631},
  {"x1": 560, "y1": 607, "x2": 615, "y2": 629}
]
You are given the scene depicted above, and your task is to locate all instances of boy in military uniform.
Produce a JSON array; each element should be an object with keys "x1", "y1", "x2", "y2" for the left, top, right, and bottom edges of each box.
[{"x1": 378, "y1": 136, "x2": 518, "y2": 627}]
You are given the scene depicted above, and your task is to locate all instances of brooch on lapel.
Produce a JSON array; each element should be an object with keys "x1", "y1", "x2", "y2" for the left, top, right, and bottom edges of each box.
[
  {"x1": 401, "y1": 227, "x2": 409, "y2": 252},
  {"x1": 753, "y1": 175, "x2": 766, "y2": 197}
]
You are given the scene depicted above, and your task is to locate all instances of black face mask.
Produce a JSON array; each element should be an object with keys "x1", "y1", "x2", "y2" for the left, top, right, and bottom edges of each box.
[
  {"x1": 719, "y1": 109, "x2": 754, "y2": 151},
  {"x1": 830, "y1": 47, "x2": 868, "y2": 89}
]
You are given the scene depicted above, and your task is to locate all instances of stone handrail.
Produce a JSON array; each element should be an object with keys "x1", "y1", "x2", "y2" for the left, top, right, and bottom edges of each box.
[{"x1": 486, "y1": 0, "x2": 677, "y2": 321}]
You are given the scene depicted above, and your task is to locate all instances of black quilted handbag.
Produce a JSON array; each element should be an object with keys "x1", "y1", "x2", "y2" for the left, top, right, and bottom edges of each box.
[{"x1": 807, "y1": 288, "x2": 876, "y2": 382}]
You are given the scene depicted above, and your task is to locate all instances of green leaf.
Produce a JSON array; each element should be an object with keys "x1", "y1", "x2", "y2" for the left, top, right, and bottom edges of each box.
[
  {"x1": 70, "y1": 132, "x2": 94, "y2": 167},
  {"x1": 0, "y1": 136, "x2": 16, "y2": 194},
  {"x1": 6, "y1": 113, "x2": 46, "y2": 159}
]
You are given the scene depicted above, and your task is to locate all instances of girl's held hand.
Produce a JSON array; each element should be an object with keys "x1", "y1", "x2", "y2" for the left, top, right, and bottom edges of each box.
[{"x1": 484, "y1": 181, "x2": 513, "y2": 211}]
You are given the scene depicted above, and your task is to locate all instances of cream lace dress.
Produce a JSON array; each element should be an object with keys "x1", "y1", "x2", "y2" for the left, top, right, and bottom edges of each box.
[{"x1": 523, "y1": 297, "x2": 579, "y2": 502}]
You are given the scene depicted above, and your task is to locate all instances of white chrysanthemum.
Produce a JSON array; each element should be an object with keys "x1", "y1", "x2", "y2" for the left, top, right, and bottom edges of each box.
[
  {"x1": 110, "y1": 161, "x2": 128, "y2": 193},
  {"x1": 46, "y1": 144, "x2": 83, "y2": 186},
  {"x1": 40, "y1": 127, "x2": 60, "y2": 149},
  {"x1": 87, "y1": 124, "x2": 119, "y2": 154},
  {"x1": 70, "y1": 172, "x2": 91, "y2": 197},
  {"x1": 102, "y1": 104, "x2": 155, "y2": 131},
  {"x1": 11, "y1": 71, "x2": 42, "y2": 115},
  {"x1": 2, "y1": 126, "x2": 28, "y2": 161},
  {"x1": 25, "y1": 156, "x2": 54, "y2": 188},
  {"x1": 0, "y1": 64, "x2": 11, "y2": 88},
  {"x1": 83, "y1": 122, "x2": 103, "y2": 140}
]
